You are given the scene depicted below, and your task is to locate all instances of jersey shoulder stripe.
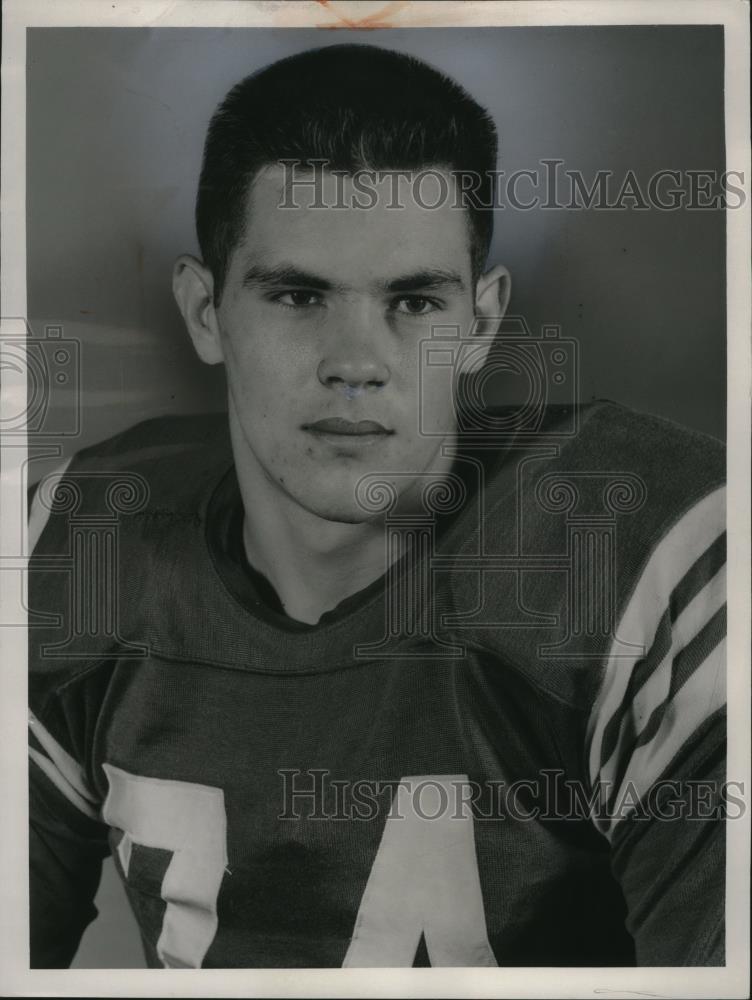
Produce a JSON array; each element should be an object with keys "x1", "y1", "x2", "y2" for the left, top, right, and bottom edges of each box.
[
  {"x1": 28, "y1": 457, "x2": 73, "y2": 554},
  {"x1": 586, "y1": 484, "x2": 726, "y2": 837},
  {"x1": 28, "y1": 710, "x2": 100, "y2": 819}
]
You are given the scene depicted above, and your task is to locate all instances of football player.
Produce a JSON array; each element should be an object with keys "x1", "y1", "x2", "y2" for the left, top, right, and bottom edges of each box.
[{"x1": 28, "y1": 44, "x2": 726, "y2": 968}]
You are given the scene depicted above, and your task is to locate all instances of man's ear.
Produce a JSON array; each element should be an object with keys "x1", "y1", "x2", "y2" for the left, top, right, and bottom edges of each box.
[
  {"x1": 475, "y1": 264, "x2": 511, "y2": 333},
  {"x1": 172, "y1": 255, "x2": 224, "y2": 365},
  {"x1": 461, "y1": 264, "x2": 511, "y2": 373}
]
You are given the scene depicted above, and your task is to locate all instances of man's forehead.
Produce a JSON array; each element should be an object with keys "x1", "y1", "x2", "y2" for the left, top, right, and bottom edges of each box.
[{"x1": 237, "y1": 163, "x2": 474, "y2": 278}]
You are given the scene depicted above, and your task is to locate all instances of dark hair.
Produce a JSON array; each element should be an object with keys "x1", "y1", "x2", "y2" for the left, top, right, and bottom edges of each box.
[{"x1": 196, "y1": 44, "x2": 498, "y2": 304}]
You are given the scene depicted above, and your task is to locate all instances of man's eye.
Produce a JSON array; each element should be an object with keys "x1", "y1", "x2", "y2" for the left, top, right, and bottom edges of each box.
[
  {"x1": 271, "y1": 290, "x2": 323, "y2": 308},
  {"x1": 392, "y1": 296, "x2": 440, "y2": 316}
]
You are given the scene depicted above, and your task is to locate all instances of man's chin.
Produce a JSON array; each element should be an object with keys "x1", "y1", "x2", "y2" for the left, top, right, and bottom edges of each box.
[
  {"x1": 291, "y1": 461, "x2": 456, "y2": 524},
  {"x1": 317, "y1": 510, "x2": 379, "y2": 526},
  {"x1": 295, "y1": 493, "x2": 387, "y2": 526}
]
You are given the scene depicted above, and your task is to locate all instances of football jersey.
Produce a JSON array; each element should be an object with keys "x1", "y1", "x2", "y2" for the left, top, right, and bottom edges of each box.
[{"x1": 28, "y1": 400, "x2": 727, "y2": 968}]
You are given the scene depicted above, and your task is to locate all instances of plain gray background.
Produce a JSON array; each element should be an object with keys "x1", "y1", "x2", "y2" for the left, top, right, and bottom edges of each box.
[{"x1": 26, "y1": 25, "x2": 726, "y2": 968}]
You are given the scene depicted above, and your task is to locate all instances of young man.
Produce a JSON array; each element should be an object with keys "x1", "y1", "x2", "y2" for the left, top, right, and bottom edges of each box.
[{"x1": 28, "y1": 44, "x2": 726, "y2": 969}]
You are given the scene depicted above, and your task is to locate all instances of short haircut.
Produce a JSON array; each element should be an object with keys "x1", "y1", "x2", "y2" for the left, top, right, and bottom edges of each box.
[{"x1": 196, "y1": 44, "x2": 498, "y2": 304}]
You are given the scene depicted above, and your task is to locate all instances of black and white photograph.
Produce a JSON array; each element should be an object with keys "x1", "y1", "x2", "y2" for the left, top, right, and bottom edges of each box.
[{"x1": 1, "y1": 1, "x2": 750, "y2": 996}]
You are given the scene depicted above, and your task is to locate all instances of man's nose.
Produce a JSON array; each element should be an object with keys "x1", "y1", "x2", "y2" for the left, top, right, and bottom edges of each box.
[{"x1": 316, "y1": 324, "x2": 390, "y2": 395}]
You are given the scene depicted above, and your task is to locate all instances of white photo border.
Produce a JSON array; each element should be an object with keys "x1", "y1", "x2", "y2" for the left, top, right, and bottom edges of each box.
[{"x1": 1, "y1": 2, "x2": 749, "y2": 997}]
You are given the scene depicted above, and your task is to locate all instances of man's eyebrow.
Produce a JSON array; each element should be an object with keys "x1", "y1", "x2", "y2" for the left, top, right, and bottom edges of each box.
[
  {"x1": 241, "y1": 263, "x2": 339, "y2": 292},
  {"x1": 383, "y1": 269, "x2": 466, "y2": 293},
  {"x1": 240, "y1": 263, "x2": 466, "y2": 294}
]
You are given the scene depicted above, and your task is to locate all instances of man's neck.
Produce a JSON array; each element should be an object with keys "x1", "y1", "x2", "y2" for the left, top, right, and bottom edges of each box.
[{"x1": 240, "y1": 505, "x2": 389, "y2": 625}]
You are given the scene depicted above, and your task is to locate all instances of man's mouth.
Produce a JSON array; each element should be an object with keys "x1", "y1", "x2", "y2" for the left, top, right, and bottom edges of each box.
[{"x1": 303, "y1": 417, "x2": 394, "y2": 440}]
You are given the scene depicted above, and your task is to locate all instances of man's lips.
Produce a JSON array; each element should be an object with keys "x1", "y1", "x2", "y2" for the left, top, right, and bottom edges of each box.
[{"x1": 303, "y1": 417, "x2": 394, "y2": 436}]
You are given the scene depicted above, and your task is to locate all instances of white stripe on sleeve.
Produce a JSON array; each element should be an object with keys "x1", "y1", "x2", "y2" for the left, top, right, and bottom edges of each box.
[
  {"x1": 27, "y1": 457, "x2": 73, "y2": 555},
  {"x1": 29, "y1": 710, "x2": 100, "y2": 818},
  {"x1": 587, "y1": 486, "x2": 726, "y2": 788}
]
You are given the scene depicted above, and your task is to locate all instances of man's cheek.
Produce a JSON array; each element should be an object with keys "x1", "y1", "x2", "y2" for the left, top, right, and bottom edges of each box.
[{"x1": 416, "y1": 384, "x2": 455, "y2": 435}]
